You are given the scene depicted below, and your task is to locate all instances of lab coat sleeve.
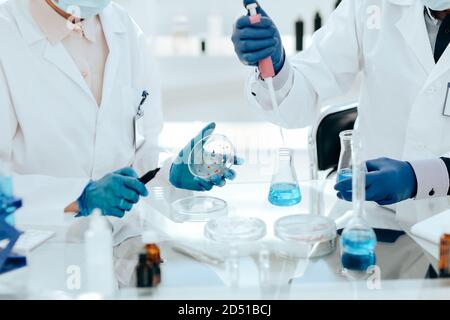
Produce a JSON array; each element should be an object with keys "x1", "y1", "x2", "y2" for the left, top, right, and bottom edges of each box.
[
  {"x1": 131, "y1": 24, "x2": 163, "y2": 176},
  {"x1": 409, "y1": 159, "x2": 450, "y2": 200},
  {"x1": 130, "y1": 21, "x2": 192, "y2": 213},
  {"x1": 0, "y1": 60, "x2": 16, "y2": 164},
  {"x1": 246, "y1": 0, "x2": 363, "y2": 129}
]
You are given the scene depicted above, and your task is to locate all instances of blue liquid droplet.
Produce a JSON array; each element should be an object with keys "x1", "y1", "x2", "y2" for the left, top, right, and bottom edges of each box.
[
  {"x1": 341, "y1": 229, "x2": 377, "y2": 271},
  {"x1": 337, "y1": 168, "x2": 352, "y2": 183},
  {"x1": 268, "y1": 183, "x2": 302, "y2": 207}
]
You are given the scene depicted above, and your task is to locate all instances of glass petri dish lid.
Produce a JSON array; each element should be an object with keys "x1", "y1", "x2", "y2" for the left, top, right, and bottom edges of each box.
[
  {"x1": 274, "y1": 215, "x2": 337, "y2": 258},
  {"x1": 171, "y1": 196, "x2": 228, "y2": 223},
  {"x1": 204, "y1": 216, "x2": 267, "y2": 243}
]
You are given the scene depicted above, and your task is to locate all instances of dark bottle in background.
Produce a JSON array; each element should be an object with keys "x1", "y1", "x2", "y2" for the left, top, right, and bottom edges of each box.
[{"x1": 295, "y1": 19, "x2": 304, "y2": 52}]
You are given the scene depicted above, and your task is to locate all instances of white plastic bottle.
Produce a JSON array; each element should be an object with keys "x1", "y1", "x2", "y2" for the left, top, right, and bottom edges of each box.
[{"x1": 84, "y1": 210, "x2": 116, "y2": 298}]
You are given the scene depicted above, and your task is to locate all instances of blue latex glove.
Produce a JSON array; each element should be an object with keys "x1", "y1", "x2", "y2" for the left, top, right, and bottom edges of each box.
[
  {"x1": 77, "y1": 167, "x2": 149, "y2": 218},
  {"x1": 334, "y1": 158, "x2": 417, "y2": 205},
  {"x1": 232, "y1": 0, "x2": 285, "y2": 74},
  {"x1": 170, "y1": 122, "x2": 244, "y2": 191}
]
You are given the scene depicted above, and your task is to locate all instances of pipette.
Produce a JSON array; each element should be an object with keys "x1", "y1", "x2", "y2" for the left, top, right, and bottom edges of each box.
[{"x1": 247, "y1": 3, "x2": 285, "y2": 144}]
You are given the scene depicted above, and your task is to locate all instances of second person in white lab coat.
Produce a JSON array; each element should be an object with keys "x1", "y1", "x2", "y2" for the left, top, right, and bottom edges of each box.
[
  {"x1": 232, "y1": 0, "x2": 450, "y2": 232},
  {"x1": 232, "y1": 0, "x2": 450, "y2": 277}
]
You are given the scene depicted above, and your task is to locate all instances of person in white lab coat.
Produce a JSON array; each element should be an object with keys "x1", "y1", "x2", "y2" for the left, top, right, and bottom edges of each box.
[
  {"x1": 0, "y1": 0, "x2": 239, "y2": 222},
  {"x1": 232, "y1": 0, "x2": 450, "y2": 277}
]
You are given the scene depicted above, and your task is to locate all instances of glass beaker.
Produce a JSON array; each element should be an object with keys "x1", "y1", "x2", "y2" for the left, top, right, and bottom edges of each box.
[
  {"x1": 268, "y1": 148, "x2": 301, "y2": 207},
  {"x1": 340, "y1": 131, "x2": 377, "y2": 272},
  {"x1": 337, "y1": 130, "x2": 353, "y2": 183}
]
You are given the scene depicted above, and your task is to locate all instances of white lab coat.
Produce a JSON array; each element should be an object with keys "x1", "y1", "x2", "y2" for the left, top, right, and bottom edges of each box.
[
  {"x1": 0, "y1": 0, "x2": 189, "y2": 241},
  {"x1": 247, "y1": 0, "x2": 450, "y2": 231}
]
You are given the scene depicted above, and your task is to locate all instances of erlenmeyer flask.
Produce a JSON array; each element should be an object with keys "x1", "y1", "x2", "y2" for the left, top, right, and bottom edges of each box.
[
  {"x1": 337, "y1": 130, "x2": 353, "y2": 183},
  {"x1": 268, "y1": 148, "x2": 301, "y2": 207},
  {"x1": 340, "y1": 131, "x2": 377, "y2": 272}
]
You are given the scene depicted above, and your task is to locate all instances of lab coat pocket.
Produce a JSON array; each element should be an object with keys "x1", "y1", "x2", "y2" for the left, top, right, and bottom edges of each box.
[{"x1": 122, "y1": 86, "x2": 146, "y2": 152}]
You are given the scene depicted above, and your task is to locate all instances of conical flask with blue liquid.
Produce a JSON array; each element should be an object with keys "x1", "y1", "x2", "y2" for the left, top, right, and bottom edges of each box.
[
  {"x1": 337, "y1": 130, "x2": 353, "y2": 183},
  {"x1": 268, "y1": 148, "x2": 301, "y2": 207},
  {"x1": 340, "y1": 132, "x2": 377, "y2": 272}
]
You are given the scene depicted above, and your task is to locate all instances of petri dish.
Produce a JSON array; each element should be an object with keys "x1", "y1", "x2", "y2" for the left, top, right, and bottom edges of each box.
[
  {"x1": 204, "y1": 216, "x2": 267, "y2": 243},
  {"x1": 274, "y1": 215, "x2": 337, "y2": 258},
  {"x1": 171, "y1": 196, "x2": 228, "y2": 223},
  {"x1": 188, "y1": 134, "x2": 236, "y2": 179}
]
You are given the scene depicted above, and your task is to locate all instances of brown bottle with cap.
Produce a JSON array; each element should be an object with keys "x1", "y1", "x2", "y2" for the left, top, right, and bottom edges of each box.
[
  {"x1": 142, "y1": 231, "x2": 162, "y2": 287},
  {"x1": 439, "y1": 234, "x2": 450, "y2": 278}
]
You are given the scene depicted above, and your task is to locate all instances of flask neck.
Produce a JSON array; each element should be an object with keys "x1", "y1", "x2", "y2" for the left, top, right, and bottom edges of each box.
[
  {"x1": 277, "y1": 148, "x2": 294, "y2": 163},
  {"x1": 271, "y1": 148, "x2": 298, "y2": 183},
  {"x1": 340, "y1": 137, "x2": 352, "y2": 151},
  {"x1": 351, "y1": 132, "x2": 365, "y2": 218}
]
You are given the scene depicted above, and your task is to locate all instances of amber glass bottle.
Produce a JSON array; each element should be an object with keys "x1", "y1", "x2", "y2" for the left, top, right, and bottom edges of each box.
[
  {"x1": 143, "y1": 232, "x2": 162, "y2": 287},
  {"x1": 439, "y1": 234, "x2": 450, "y2": 278},
  {"x1": 146, "y1": 243, "x2": 161, "y2": 286}
]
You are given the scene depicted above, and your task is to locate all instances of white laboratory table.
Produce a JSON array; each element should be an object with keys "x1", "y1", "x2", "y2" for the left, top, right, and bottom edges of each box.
[{"x1": 0, "y1": 180, "x2": 449, "y2": 300}]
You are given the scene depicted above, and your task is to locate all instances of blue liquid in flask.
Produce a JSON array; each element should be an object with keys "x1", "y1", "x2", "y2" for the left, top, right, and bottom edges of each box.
[
  {"x1": 268, "y1": 183, "x2": 302, "y2": 207},
  {"x1": 0, "y1": 176, "x2": 15, "y2": 226},
  {"x1": 337, "y1": 168, "x2": 352, "y2": 183},
  {"x1": 341, "y1": 229, "x2": 376, "y2": 271}
]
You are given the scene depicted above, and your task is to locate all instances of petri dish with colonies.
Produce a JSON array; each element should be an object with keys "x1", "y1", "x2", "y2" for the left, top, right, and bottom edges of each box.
[{"x1": 188, "y1": 134, "x2": 236, "y2": 179}]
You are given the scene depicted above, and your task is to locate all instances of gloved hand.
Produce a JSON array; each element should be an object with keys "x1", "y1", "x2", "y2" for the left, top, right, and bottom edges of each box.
[
  {"x1": 77, "y1": 167, "x2": 149, "y2": 218},
  {"x1": 232, "y1": 0, "x2": 285, "y2": 74},
  {"x1": 170, "y1": 122, "x2": 244, "y2": 191},
  {"x1": 334, "y1": 158, "x2": 417, "y2": 205}
]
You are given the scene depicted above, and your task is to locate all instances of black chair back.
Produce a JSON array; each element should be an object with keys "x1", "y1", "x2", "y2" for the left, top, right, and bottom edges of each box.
[{"x1": 316, "y1": 107, "x2": 358, "y2": 171}]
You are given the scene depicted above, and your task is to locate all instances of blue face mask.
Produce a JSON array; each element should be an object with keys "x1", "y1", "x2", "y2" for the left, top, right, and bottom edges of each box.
[
  {"x1": 52, "y1": 0, "x2": 112, "y2": 19},
  {"x1": 422, "y1": 0, "x2": 450, "y2": 10}
]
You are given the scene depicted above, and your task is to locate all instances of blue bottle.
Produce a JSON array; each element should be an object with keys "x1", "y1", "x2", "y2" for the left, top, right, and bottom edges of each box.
[
  {"x1": 268, "y1": 148, "x2": 302, "y2": 207},
  {"x1": 341, "y1": 219, "x2": 377, "y2": 271}
]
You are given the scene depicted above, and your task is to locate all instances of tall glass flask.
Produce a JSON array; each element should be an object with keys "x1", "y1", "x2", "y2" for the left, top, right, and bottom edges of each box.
[
  {"x1": 268, "y1": 148, "x2": 302, "y2": 207},
  {"x1": 337, "y1": 130, "x2": 353, "y2": 183},
  {"x1": 340, "y1": 132, "x2": 377, "y2": 271}
]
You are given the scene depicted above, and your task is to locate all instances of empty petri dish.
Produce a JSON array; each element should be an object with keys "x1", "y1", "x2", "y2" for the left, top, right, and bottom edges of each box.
[
  {"x1": 274, "y1": 215, "x2": 337, "y2": 258},
  {"x1": 188, "y1": 134, "x2": 236, "y2": 179},
  {"x1": 171, "y1": 196, "x2": 228, "y2": 223},
  {"x1": 204, "y1": 216, "x2": 267, "y2": 243}
]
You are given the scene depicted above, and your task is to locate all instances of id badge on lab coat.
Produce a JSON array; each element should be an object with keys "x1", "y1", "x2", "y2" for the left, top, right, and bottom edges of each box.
[
  {"x1": 443, "y1": 83, "x2": 450, "y2": 117},
  {"x1": 134, "y1": 113, "x2": 145, "y2": 151}
]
